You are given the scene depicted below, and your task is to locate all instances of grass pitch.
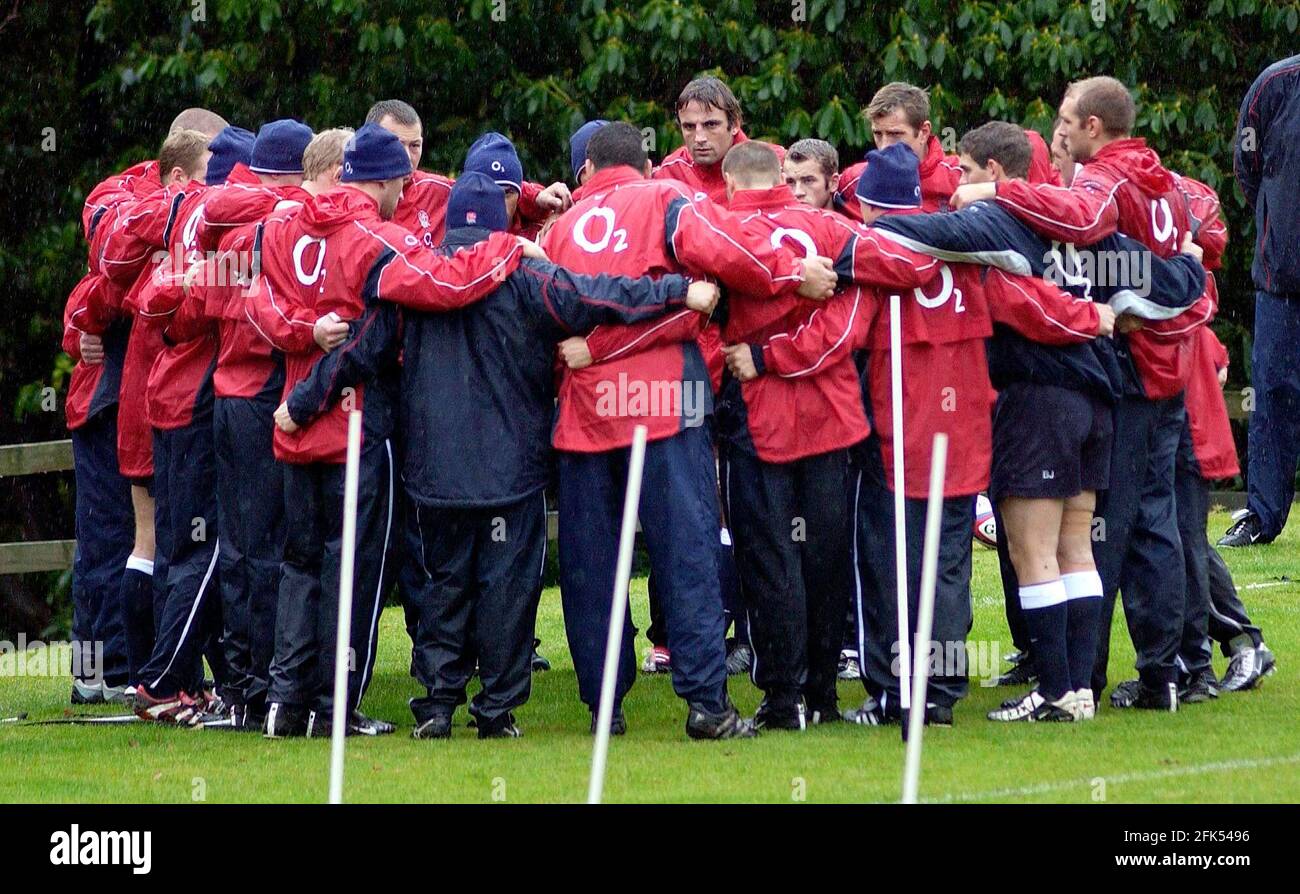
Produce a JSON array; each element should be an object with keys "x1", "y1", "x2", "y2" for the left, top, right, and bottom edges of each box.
[{"x1": 1, "y1": 510, "x2": 1295, "y2": 804}]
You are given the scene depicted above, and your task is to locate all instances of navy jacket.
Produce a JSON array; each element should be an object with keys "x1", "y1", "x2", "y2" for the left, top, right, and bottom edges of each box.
[
  {"x1": 289, "y1": 226, "x2": 696, "y2": 507},
  {"x1": 875, "y1": 201, "x2": 1206, "y2": 400},
  {"x1": 1235, "y1": 53, "x2": 1300, "y2": 297}
]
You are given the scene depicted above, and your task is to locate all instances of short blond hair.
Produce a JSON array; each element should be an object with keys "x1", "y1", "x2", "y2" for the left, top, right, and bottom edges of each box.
[
  {"x1": 1069, "y1": 76, "x2": 1135, "y2": 137},
  {"x1": 302, "y1": 127, "x2": 354, "y2": 180},
  {"x1": 159, "y1": 129, "x2": 212, "y2": 180}
]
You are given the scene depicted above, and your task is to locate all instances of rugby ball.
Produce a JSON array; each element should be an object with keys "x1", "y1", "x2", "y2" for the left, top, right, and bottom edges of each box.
[{"x1": 973, "y1": 493, "x2": 997, "y2": 549}]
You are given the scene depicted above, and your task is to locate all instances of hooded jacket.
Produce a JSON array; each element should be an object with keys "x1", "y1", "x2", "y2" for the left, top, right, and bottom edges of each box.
[
  {"x1": 64, "y1": 160, "x2": 161, "y2": 431},
  {"x1": 246, "y1": 185, "x2": 524, "y2": 463}
]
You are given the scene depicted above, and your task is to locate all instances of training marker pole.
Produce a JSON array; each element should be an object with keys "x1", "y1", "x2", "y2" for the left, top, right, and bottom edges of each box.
[
  {"x1": 902, "y1": 433, "x2": 949, "y2": 804},
  {"x1": 588, "y1": 424, "x2": 649, "y2": 805},
  {"x1": 329, "y1": 410, "x2": 362, "y2": 805},
  {"x1": 890, "y1": 294, "x2": 912, "y2": 734}
]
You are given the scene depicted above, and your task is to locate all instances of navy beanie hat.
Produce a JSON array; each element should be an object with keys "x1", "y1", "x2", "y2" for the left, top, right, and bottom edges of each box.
[
  {"x1": 342, "y1": 123, "x2": 412, "y2": 183},
  {"x1": 206, "y1": 126, "x2": 255, "y2": 186},
  {"x1": 250, "y1": 118, "x2": 314, "y2": 175},
  {"x1": 855, "y1": 142, "x2": 923, "y2": 209},
  {"x1": 447, "y1": 172, "x2": 509, "y2": 233},
  {"x1": 464, "y1": 132, "x2": 524, "y2": 193},
  {"x1": 569, "y1": 120, "x2": 609, "y2": 180}
]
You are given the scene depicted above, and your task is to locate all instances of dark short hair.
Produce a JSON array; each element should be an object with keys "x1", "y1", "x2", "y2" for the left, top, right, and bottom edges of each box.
[
  {"x1": 959, "y1": 121, "x2": 1032, "y2": 179},
  {"x1": 786, "y1": 138, "x2": 839, "y2": 178},
  {"x1": 1069, "y1": 76, "x2": 1135, "y2": 137},
  {"x1": 675, "y1": 76, "x2": 743, "y2": 129},
  {"x1": 366, "y1": 99, "x2": 421, "y2": 128},
  {"x1": 586, "y1": 121, "x2": 649, "y2": 172}
]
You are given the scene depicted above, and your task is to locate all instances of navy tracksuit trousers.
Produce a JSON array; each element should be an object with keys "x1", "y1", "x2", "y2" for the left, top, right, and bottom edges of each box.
[
  {"x1": 138, "y1": 407, "x2": 223, "y2": 698},
  {"x1": 646, "y1": 535, "x2": 746, "y2": 649},
  {"x1": 1092, "y1": 395, "x2": 1187, "y2": 693},
  {"x1": 407, "y1": 492, "x2": 547, "y2": 725},
  {"x1": 558, "y1": 424, "x2": 728, "y2": 715},
  {"x1": 1245, "y1": 290, "x2": 1300, "y2": 539},
  {"x1": 1207, "y1": 546, "x2": 1262, "y2": 653},
  {"x1": 1174, "y1": 421, "x2": 1215, "y2": 678},
  {"x1": 267, "y1": 438, "x2": 395, "y2": 717},
  {"x1": 851, "y1": 439, "x2": 975, "y2": 710},
  {"x1": 214, "y1": 393, "x2": 283, "y2": 712},
  {"x1": 721, "y1": 446, "x2": 852, "y2": 714},
  {"x1": 70, "y1": 408, "x2": 133, "y2": 686}
]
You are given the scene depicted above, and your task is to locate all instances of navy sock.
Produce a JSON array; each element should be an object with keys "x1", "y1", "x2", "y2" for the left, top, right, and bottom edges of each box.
[
  {"x1": 1063, "y1": 571, "x2": 1104, "y2": 692},
  {"x1": 1020, "y1": 579, "x2": 1070, "y2": 701}
]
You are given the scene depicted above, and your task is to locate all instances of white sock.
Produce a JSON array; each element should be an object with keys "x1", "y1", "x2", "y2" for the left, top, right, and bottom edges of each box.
[{"x1": 1061, "y1": 570, "x2": 1102, "y2": 600}]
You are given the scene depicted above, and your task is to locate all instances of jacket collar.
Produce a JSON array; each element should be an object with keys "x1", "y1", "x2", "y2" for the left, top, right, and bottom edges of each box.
[
  {"x1": 728, "y1": 183, "x2": 801, "y2": 214},
  {"x1": 440, "y1": 225, "x2": 496, "y2": 248}
]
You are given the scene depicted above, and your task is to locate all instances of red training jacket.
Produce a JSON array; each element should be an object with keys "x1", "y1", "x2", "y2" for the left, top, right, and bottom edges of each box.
[{"x1": 836, "y1": 134, "x2": 963, "y2": 219}]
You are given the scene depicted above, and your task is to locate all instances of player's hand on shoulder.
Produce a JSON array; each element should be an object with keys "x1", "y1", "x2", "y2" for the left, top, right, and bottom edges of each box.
[
  {"x1": 686, "y1": 280, "x2": 720, "y2": 314},
  {"x1": 1095, "y1": 303, "x2": 1116, "y2": 337},
  {"x1": 559, "y1": 336, "x2": 592, "y2": 370},
  {"x1": 796, "y1": 255, "x2": 837, "y2": 300},
  {"x1": 536, "y1": 182, "x2": 573, "y2": 213},
  {"x1": 517, "y1": 236, "x2": 549, "y2": 262},
  {"x1": 722, "y1": 343, "x2": 758, "y2": 382},
  {"x1": 274, "y1": 401, "x2": 299, "y2": 433}
]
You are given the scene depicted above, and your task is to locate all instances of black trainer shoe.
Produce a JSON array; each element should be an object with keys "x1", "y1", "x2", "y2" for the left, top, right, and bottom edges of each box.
[
  {"x1": 350, "y1": 710, "x2": 396, "y2": 735},
  {"x1": 197, "y1": 702, "x2": 248, "y2": 730},
  {"x1": 263, "y1": 702, "x2": 309, "y2": 738},
  {"x1": 925, "y1": 703, "x2": 954, "y2": 727},
  {"x1": 685, "y1": 700, "x2": 757, "y2": 740},
  {"x1": 987, "y1": 689, "x2": 1074, "y2": 722},
  {"x1": 725, "y1": 641, "x2": 754, "y2": 676},
  {"x1": 996, "y1": 659, "x2": 1038, "y2": 687},
  {"x1": 477, "y1": 712, "x2": 522, "y2": 739},
  {"x1": 590, "y1": 708, "x2": 627, "y2": 736},
  {"x1": 1217, "y1": 511, "x2": 1269, "y2": 548},
  {"x1": 412, "y1": 714, "x2": 453, "y2": 740},
  {"x1": 1258, "y1": 643, "x2": 1277, "y2": 679},
  {"x1": 753, "y1": 697, "x2": 806, "y2": 731},
  {"x1": 71, "y1": 679, "x2": 104, "y2": 705},
  {"x1": 842, "y1": 696, "x2": 889, "y2": 726},
  {"x1": 1178, "y1": 671, "x2": 1219, "y2": 704},
  {"x1": 807, "y1": 702, "x2": 843, "y2": 725},
  {"x1": 1219, "y1": 646, "x2": 1261, "y2": 692},
  {"x1": 531, "y1": 639, "x2": 551, "y2": 673},
  {"x1": 1111, "y1": 679, "x2": 1177, "y2": 711},
  {"x1": 836, "y1": 649, "x2": 861, "y2": 681}
]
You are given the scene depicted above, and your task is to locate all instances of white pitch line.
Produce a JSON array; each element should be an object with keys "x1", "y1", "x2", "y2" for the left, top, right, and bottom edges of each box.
[{"x1": 922, "y1": 752, "x2": 1300, "y2": 804}]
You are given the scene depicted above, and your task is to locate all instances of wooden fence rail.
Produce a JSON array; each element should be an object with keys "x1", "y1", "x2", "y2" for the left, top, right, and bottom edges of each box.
[{"x1": 0, "y1": 386, "x2": 1259, "y2": 575}]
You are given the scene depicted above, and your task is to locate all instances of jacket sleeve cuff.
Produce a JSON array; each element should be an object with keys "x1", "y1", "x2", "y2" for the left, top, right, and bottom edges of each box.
[{"x1": 751, "y1": 344, "x2": 768, "y2": 377}]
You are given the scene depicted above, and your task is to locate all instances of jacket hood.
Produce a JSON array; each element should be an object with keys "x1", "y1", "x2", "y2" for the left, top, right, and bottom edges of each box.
[
  {"x1": 1024, "y1": 130, "x2": 1062, "y2": 186},
  {"x1": 1091, "y1": 137, "x2": 1174, "y2": 197},
  {"x1": 301, "y1": 185, "x2": 381, "y2": 235},
  {"x1": 204, "y1": 166, "x2": 308, "y2": 227}
]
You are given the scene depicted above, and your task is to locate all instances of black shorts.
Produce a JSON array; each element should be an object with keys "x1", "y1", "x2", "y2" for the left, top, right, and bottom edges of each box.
[{"x1": 989, "y1": 382, "x2": 1112, "y2": 503}]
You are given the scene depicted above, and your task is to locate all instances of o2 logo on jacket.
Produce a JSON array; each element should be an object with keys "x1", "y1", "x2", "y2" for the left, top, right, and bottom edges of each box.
[
  {"x1": 770, "y1": 227, "x2": 818, "y2": 259},
  {"x1": 1150, "y1": 197, "x2": 1177, "y2": 248},
  {"x1": 913, "y1": 263, "x2": 965, "y2": 312},
  {"x1": 573, "y1": 206, "x2": 629, "y2": 253},
  {"x1": 1044, "y1": 241, "x2": 1093, "y2": 301},
  {"x1": 293, "y1": 235, "x2": 327, "y2": 286},
  {"x1": 180, "y1": 204, "x2": 205, "y2": 251}
]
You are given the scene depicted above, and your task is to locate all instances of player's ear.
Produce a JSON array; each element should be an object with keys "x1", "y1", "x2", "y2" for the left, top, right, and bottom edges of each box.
[
  {"x1": 641, "y1": 159, "x2": 653, "y2": 178},
  {"x1": 987, "y1": 158, "x2": 1005, "y2": 182},
  {"x1": 828, "y1": 172, "x2": 840, "y2": 192}
]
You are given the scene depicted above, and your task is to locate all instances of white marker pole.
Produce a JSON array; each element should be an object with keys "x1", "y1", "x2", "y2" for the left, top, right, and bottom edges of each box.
[
  {"x1": 889, "y1": 293, "x2": 912, "y2": 729},
  {"x1": 902, "y1": 433, "x2": 949, "y2": 805},
  {"x1": 587, "y1": 424, "x2": 649, "y2": 805},
  {"x1": 328, "y1": 410, "x2": 363, "y2": 805}
]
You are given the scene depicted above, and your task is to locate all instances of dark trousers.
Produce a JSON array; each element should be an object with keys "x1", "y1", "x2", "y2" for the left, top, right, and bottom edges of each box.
[
  {"x1": 1207, "y1": 547, "x2": 1262, "y2": 653},
  {"x1": 408, "y1": 492, "x2": 547, "y2": 725},
  {"x1": 1093, "y1": 395, "x2": 1186, "y2": 693},
  {"x1": 852, "y1": 441, "x2": 975, "y2": 709},
  {"x1": 1174, "y1": 423, "x2": 1214, "y2": 677},
  {"x1": 213, "y1": 394, "x2": 283, "y2": 711},
  {"x1": 646, "y1": 535, "x2": 747, "y2": 648},
  {"x1": 393, "y1": 433, "x2": 428, "y2": 678},
  {"x1": 70, "y1": 408, "x2": 133, "y2": 686},
  {"x1": 267, "y1": 438, "x2": 395, "y2": 716},
  {"x1": 558, "y1": 424, "x2": 728, "y2": 715},
  {"x1": 721, "y1": 447, "x2": 852, "y2": 712},
  {"x1": 1245, "y1": 290, "x2": 1300, "y2": 539},
  {"x1": 138, "y1": 416, "x2": 221, "y2": 697}
]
